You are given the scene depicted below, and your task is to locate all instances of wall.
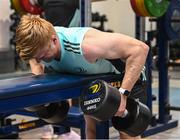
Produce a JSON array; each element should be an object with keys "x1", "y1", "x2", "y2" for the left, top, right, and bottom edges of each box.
[
  {"x1": 0, "y1": 0, "x2": 142, "y2": 51},
  {"x1": 0, "y1": 0, "x2": 13, "y2": 50},
  {"x1": 92, "y1": 0, "x2": 135, "y2": 37}
]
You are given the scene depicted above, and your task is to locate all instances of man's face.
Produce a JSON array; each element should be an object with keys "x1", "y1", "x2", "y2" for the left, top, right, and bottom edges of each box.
[{"x1": 34, "y1": 41, "x2": 56, "y2": 63}]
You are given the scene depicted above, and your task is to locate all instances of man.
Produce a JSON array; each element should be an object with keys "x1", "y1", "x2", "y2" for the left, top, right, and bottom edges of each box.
[{"x1": 16, "y1": 15, "x2": 149, "y2": 139}]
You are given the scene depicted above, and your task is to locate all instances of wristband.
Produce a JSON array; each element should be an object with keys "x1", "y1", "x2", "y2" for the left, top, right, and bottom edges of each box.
[{"x1": 119, "y1": 88, "x2": 130, "y2": 97}]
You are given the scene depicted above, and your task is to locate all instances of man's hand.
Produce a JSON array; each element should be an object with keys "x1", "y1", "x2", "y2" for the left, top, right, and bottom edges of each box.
[
  {"x1": 29, "y1": 59, "x2": 44, "y2": 75},
  {"x1": 115, "y1": 94, "x2": 127, "y2": 117}
]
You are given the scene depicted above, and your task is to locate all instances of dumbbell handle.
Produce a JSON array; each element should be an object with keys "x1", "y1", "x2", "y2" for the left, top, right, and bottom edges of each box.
[{"x1": 121, "y1": 109, "x2": 128, "y2": 118}]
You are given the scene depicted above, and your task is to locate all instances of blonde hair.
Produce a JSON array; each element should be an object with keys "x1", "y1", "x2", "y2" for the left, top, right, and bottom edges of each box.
[{"x1": 16, "y1": 14, "x2": 56, "y2": 61}]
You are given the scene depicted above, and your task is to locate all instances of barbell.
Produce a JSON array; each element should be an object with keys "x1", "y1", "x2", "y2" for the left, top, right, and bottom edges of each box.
[
  {"x1": 130, "y1": 0, "x2": 170, "y2": 17},
  {"x1": 10, "y1": 0, "x2": 26, "y2": 15},
  {"x1": 10, "y1": 0, "x2": 43, "y2": 15}
]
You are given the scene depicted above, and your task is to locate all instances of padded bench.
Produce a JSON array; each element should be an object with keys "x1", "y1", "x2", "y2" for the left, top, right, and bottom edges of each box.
[{"x1": 0, "y1": 73, "x2": 122, "y2": 138}]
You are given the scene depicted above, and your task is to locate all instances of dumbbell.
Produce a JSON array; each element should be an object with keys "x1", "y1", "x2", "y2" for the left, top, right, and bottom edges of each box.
[
  {"x1": 25, "y1": 101, "x2": 69, "y2": 124},
  {"x1": 111, "y1": 98, "x2": 151, "y2": 136},
  {"x1": 25, "y1": 104, "x2": 45, "y2": 112},
  {"x1": 80, "y1": 80, "x2": 152, "y2": 136}
]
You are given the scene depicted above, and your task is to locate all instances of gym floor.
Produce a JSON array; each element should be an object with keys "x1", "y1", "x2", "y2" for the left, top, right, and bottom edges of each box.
[{"x1": 0, "y1": 69, "x2": 180, "y2": 139}]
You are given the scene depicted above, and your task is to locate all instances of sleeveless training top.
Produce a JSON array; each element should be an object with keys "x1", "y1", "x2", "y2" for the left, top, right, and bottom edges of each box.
[{"x1": 43, "y1": 26, "x2": 120, "y2": 75}]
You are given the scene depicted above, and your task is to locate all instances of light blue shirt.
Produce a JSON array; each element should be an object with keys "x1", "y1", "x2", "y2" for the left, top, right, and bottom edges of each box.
[{"x1": 43, "y1": 27, "x2": 120, "y2": 75}]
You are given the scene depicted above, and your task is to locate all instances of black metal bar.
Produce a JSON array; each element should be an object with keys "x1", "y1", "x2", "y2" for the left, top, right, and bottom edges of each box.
[
  {"x1": 142, "y1": 120, "x2": 178, "y2": 137},
  {"x1": 146, "y1": 32, "x2": 154, "y2": 112},
  {"x1": 167, "y1": 106, "x2": 180, "y2": 111},
  {"x1": 168, "y1": 62, "x2": 180, "y2": 67},
  {"x1": 157, "y1": 16, "x2": 171, "y2": 123},
  {"x1": 135, "y1": 16, "x2": 141, "y2": 39},
  {"x1": 149, "y1": 18, "x2": 180, "y2": 22}
]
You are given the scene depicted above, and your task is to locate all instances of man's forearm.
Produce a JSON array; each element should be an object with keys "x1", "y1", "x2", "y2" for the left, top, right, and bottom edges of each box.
[{"x1": 120, "y1": 44, "x2": 149, "y2": 92}]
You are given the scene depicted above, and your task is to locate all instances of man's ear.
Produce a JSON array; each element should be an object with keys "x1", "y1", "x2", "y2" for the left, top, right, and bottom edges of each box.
[{"x1": 51, "y1": 35, "x2": 58, "y2": 44}]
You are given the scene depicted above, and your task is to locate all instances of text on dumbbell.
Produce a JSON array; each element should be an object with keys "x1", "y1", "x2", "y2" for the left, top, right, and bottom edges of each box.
[
  {"x1": 84, "y1": 97, "x2": 101, "y2": 106},
  {"x1": 87, "y1": 104, "x2": 97, "y2": 110}
]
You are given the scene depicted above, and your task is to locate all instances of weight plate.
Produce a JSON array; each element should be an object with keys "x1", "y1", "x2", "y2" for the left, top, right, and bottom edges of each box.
[
  {"x1": 135, "y1": 0, "x2": 148, "y2": 17},
  {"x1": 80, "y1": 80, "x2": 121, "y2": 121},
  {"x1": 11, "y1": 0, "x2": 26, "y2": 15},
  {"x1": 130, "y1": 0, "x2": 142, "y2": 16},
  {"x1": 111, "y1": 98, "x2": 151, "y2": 137},
  {"x1": 20, "y1": 0, "x2": 43, "y2": 15},
  {"x1": 144, "y1": 0, "x2": 170, "y2": 17},
  {"x1": 141, "y1": 0, "x2": 151, "y2": 16},
  {"x1": 36, "y1": 101, "x2": 69, "y2": 124},
  {"x1": 136, "y1": 0, "x2": 151, "y2": 17},
  {"x1": 80, "y1": 80, "x2": 105, "y2": 115},
  {"x1": 165, "y1": 0, "x2": 180, "y2": 40}
]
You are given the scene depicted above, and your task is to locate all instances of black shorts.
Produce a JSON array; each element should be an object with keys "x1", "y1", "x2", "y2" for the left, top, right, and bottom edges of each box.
[
  {"x1": 108, "y1": 59, "x2": 148, "y2": 104},
  {"x1": 130, "y1": 80, "x2": 147, "y2": 104}
]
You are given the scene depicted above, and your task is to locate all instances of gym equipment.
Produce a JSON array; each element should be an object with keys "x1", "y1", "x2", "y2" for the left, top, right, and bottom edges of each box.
[
  {"x1": 35, "y1": 101, "x2": 70, "y2": 124},
  {"x1": 80, "y1": 80, "x2": 121, "y2": 121},
  {"x1": 25, "y1": 104, "x2": 46, "y2": 112},
  {"x1": 80, "y1": 80, "x2": 151, "y2": 136},
  {"x1": 111, "y1": 98, "x2": 151, "y2": 137},
  {"x1": 144, "y1": 0, "x2": 170, "y2": 17},
  {"x1": 130, "y1": 0, "x2": 170, "y2": 17},
  {"x1": 130, "y1": 0, "x2": 142, "y2": 16},
  {"x1": 164, "y1": 0, "x2": 180, "y2": 40},
  {"x1": 141, "y1": 5, "x2": 179, "y2": 136},
  {"x1": 0, "y1": 74, "x2": 123, "y2": 113},
  {"x1": 10, "y1": 0, "x2": 26, "y2": 15},
  {"x1": 0, "y1": 73, "x2": 124, "y2": 139},
  {"x1": 135, "y1": 0, "x2": 150, "y2": 17},
  {"x1": 20, "y1": 0, "x2": 43, "y2": 15}
]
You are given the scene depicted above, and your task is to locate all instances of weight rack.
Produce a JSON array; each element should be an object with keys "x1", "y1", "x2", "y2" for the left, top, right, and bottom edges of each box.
[{"x1": 141, "y1": 1, "x2": 180, "y2": 136}]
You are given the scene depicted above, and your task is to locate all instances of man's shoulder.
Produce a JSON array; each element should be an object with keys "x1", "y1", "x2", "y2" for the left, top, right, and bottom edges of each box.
[
  {"x1": 54, "y1": 26, "x2": 90, "y2": 39},
  {"x1": 54, "y1": 26, "x2": 66, "y2": 32},
  {"x1": 54, "y1": 26, "x2": 82, "y2": 34}
]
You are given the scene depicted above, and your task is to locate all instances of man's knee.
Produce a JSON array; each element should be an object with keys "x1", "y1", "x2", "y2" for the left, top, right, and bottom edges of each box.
[{"x1": 84, "y1": 115, "x2": 97, "y2": 128}]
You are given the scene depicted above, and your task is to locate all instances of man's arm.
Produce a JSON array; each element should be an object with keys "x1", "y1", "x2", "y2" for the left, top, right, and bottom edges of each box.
[
  {"x1": 82, "y1": 28, "x2": 149, "y2": 91},
  {"x1": 82, "y1": 28, "x2": 149, "y2": 116},
  {"x1": 29, "y1": 59, "x2": 45, "y2": 75}
]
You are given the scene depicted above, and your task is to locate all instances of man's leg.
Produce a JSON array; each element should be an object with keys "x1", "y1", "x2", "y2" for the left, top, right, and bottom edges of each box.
[
  {"x1": 84, "y1": 115, "x2": 141, "y2": 139},
  {"x1": 120, "y1": 132, "x2": 141, "y2": 139},
  {"x1": 84, "y1": 115, "x2": 97, "y2": 139}
]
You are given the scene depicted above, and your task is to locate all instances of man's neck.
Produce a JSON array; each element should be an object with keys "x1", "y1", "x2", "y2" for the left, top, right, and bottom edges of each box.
[{"x1": 54, "y1": 42, "x2": 61, "y2": 61}]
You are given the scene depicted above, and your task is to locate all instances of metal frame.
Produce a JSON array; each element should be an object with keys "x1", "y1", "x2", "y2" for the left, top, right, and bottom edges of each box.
[
  {"x1": 80, "y1": 0, "x2": 91, "y2": 27},
  {"x1": 140, "y1": 14, "x2": 178, "y2": 137}
]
